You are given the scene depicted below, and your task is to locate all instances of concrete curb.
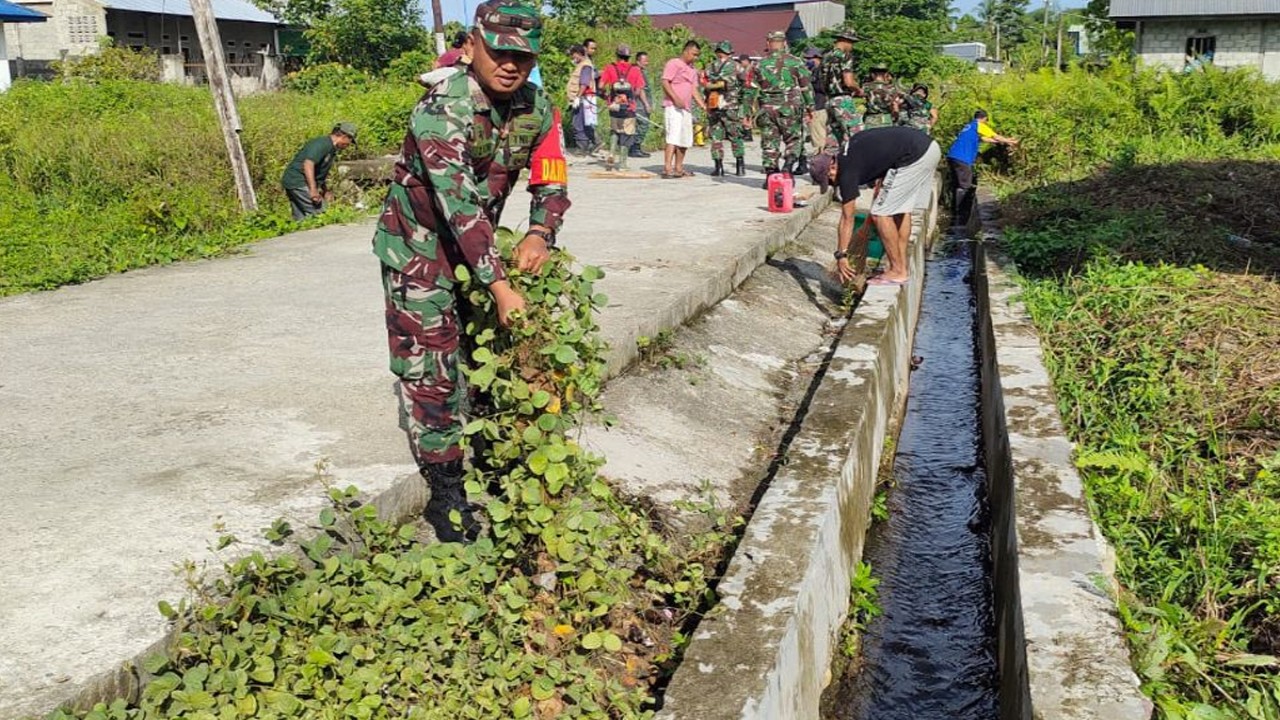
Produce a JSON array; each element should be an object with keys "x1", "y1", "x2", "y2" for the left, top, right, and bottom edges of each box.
[
  {"x1": 44, "y1": 193, "x2": 833, "y2": 719},
  {"x1": 974, "y1": 194, "x2": 1152, "y2": 720},
  {"x1": 656, "y1": 185, "x2": 938, "y2": 720},
  {"x1": 599, "y1": 191, "x2": 832, "y2": 379}
]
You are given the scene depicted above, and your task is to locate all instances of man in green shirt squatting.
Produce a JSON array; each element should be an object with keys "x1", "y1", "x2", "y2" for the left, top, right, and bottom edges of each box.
[
  {"x1": 281, "y1": 123, "x2": 357, "y2": 220},
  {"x1": 371, "y1": 0, "x2": 570, "y2": 542}
]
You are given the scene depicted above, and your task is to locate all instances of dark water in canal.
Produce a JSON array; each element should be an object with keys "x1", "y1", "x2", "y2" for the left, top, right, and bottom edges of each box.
[{"x1": 832, "y1": 236, "x2": 999, "y2": 720}]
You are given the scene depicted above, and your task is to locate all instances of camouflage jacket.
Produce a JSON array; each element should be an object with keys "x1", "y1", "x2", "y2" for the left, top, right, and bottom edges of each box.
[
  {"x1": 744, "y1": 49, "x2": 813, "y2": 109},
  {"x1": 371, "y1": 67, "x2": 570, "y2": 286},
  {"x1": 862, "y1": 79, "x2": 898, "y2": 119},
  {"x1": 704, "y1": 57, "x2": 744, "y2": 111},
  {"x1": 899, "y1": 95, "x2": 933, "y2": 131},
  {"x1": 818, "y1": 48, "x2": 858, "y2": 98}
]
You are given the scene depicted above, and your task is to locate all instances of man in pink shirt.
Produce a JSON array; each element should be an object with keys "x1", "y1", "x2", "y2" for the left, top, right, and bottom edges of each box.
[{"x1": 661, "y1": 40, "x2": 707, "y2": 178}]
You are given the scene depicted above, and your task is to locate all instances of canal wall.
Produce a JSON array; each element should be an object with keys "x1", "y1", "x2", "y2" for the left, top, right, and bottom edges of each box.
[
  {"x1": 974, "y1": 197, "x2": 1152, "y2": 719},
  {"x1": 657, "y1": 179, "x2": 941, "y2": 720},
  {"x1": 660, "y1": 189, "x2": 1152, "y2": 720}
]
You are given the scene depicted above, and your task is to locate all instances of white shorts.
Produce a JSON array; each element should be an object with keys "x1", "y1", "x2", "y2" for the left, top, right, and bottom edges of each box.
[
  {"x1": 664, "y1": 106, "x2": 694, "y2": 148},
  {"x1": 872, "y1": 140, "x2": 942, "y2": 217}
]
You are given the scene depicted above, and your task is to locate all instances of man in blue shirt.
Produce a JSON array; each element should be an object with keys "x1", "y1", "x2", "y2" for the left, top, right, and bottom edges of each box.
[{"x1": 947, "y1": 109, "x2": 1018, "y2": 226}]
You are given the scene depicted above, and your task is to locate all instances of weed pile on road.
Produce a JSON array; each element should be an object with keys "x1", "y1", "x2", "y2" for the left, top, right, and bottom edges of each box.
[{"x1": 54, "y1": 231, "x2": 732, "y2": 719}]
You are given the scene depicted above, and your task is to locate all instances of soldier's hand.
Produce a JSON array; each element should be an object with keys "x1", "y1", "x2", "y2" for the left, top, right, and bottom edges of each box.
[
  {"x1": 491, "y1": 282, "x2": 526, "y2": 329},
  {"x1": 514, "y1": 233, "x2": 551, "y2": 275},
  {"x1": 835, "y1": 258, "x2": 859, "y2": 284}
]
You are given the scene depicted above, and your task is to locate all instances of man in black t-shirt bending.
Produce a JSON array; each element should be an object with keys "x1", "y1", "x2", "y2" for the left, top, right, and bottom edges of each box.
[{"x1": 811, "y1": 126, "x2": 940, "y2": 285}]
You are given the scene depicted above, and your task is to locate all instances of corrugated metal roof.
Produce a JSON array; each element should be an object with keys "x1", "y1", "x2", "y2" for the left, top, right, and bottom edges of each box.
[
  {"x1": 642, "y1": 9, "x2": 804, "y2": 57},
  {"x1": 0, "y1": 0, "x2": 48, "y2": 22},
  {"x1": 1111, "y1": 0, "x2": 1280, "y2": 18},
  {"x1": 101, "y1": 0, "x2": 280, "y2": 24}
]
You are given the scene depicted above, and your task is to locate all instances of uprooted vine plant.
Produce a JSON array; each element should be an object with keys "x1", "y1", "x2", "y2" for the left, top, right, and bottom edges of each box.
[{"x1": 56, "y1": 228, "x2": 729, "y2": 720}]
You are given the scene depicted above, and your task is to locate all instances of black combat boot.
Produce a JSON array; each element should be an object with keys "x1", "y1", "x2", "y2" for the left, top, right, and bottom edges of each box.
[
  {"x1": 711, "y1": 159, "x2": 725, "y2": 176},
  {"x1": 761, "y1": 167, "x2": 778, "y2": 189},
  {"x1": 735, "y1": 157, "x2": 745, "y2": 176},
  {"x1": 792, "y1": 155, "x2": 808, "y2": 176},
  {"x1": 421, "y1": 459, "x2": 479, "y2": 543}
]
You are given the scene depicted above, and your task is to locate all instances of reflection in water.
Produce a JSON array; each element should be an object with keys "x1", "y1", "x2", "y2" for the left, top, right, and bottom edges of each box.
[{"x1": 835, "y1": 236, "x2": 999, "y2": 720}]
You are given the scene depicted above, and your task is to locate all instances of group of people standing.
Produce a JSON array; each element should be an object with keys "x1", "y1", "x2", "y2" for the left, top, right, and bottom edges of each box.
[{"x1": 272, "y1": 0, "x2": 1019, "y2": 541}]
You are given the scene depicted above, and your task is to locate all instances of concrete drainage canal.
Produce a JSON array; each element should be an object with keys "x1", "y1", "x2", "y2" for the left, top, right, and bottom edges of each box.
[
  {"x1": 820, "y1": 233, "x2": 999, "y2": 720},
  {"x1": 658, "y1": 193, "x2": 1151, "y2": 720}
]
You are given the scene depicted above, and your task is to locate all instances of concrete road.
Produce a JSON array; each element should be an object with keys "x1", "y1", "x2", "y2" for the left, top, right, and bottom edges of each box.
[{"x1": 0, "y1": 142, "x2": 828, "y2": 718}]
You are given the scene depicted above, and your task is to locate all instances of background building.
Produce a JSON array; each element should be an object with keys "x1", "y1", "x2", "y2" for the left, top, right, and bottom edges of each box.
[
  {"x1": 1111, "y1": 0, "x2": 1280, "y2": 79},
  {"x1": 1, "y1": 0, "x2": 46, "y2": 89},
  {"x1": 2, "y1": 0, "x2": 282, "y2": 79}
]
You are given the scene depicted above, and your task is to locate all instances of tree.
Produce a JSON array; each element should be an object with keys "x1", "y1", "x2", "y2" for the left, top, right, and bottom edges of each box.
[
  {"x1": 848, "y1": 0, "x2": 953, "y2": 24},
  {"x1": 305, "y1": 0, "x2": 430, "y2": 72},
  {"x1": 546, "y1": 0, "x2": 642, "y2": 27},
  {"x1": 1083, "y1": 0, "x2": 1135, "y2": 59},
  {"x1": 977, "y1": 0, "x2": 1029, "y2": 59}
]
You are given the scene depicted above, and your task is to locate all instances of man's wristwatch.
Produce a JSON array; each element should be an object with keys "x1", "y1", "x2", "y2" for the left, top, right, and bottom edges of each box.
[
  {"x1": 833, "y1": 249, "x2": 848, "y2": 260},
  {"x1": 526, "y1": 228, "x2": 556, "y2": 248}
]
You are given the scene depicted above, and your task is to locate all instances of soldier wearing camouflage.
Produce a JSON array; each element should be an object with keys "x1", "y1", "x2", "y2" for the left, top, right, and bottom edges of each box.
[
  {"x1": 703, "y1": 40, "x2": 747, "y2": 176},
  {"x1": 371, "y1": 0, "x2": 569, "y2": 541},
  {"x1": 820, "y1": 25, "x2": 863, "y2": 153},
  {"x1": 861, "y1": 65, "x2": 900, "y2": 129},
  {"x1": 745, "y1": 30, "x2": 814, "y2": 183},
  {"x1": 898, "y1": 83, "x2": 935, "y2": 134}
]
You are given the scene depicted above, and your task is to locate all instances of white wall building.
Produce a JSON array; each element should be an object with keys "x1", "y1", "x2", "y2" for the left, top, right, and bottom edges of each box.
[
  {"x1": 1111, "y1": 0, "x2": 1280, "y2": 79},
  {"x1": 3, "y1": 0, "x2": 281, "y2": 78},
  {"x1": 1, "y1": 0, "x2": 47, "y2": 90}
]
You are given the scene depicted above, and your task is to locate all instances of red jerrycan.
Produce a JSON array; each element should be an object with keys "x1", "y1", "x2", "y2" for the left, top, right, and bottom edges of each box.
[{"x1": 767, "y1": 172, "x2": 794, "y2": 213}]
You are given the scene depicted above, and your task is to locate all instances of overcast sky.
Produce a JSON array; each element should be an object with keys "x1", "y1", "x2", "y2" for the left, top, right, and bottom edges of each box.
[{"x1": 429, "y1": 0, "x2": 1087, "y2": 27}]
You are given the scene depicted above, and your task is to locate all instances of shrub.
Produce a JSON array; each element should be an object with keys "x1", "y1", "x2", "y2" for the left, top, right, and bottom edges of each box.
[
  {"x1": 283, "y1": 62, "x2": 376, "y2": 93},
  {"x1": 51, "y1": 41, "x2": 161, "y2": 82}
]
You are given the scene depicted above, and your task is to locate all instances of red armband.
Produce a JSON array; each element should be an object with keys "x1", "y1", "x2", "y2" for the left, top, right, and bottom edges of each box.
[{"x1": 529, "y1": 109, "x2": 568, "y2": 187}]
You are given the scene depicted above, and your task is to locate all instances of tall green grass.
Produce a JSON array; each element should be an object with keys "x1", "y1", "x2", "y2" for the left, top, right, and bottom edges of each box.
[
  {"x1": 0, "y1": 79, "x2": 417, "y2": 295},
  {"x1": 976, "y1": 65, "x2": 1280, "y2": 719},
  {"x1": 939, "y1": 63, "x2": 1280, "y2": 185}
]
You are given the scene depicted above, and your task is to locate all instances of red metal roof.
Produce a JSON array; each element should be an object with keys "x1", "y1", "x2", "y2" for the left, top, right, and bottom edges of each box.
[{"x1": 641, "y1": 9, "x2": 803, "y2": 58}]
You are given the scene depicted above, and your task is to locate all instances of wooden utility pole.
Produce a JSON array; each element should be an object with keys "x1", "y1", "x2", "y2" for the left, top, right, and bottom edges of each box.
[
  {"x1": 190, "y1": 0, "x2": 258, "y2": 212},
  {"x1": 431, "y1": 0, "x2": 446, "y2": 56},
  {"x1": 1041, "y1": 0, "x2": 1051, "y2": 63},
  {"x1": 1056, "y1": 16, "x2": 1065, "y2": 70}
]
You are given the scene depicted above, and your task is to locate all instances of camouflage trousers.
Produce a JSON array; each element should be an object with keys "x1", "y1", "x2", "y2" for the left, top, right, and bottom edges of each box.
[
  {"x1": 825, "y1": 96, "x2": 864, "y2": 153},
  {"x1": 756, "y1": 104, "x2": 805, "y2": 170},
  {"x1": 863, "y1": 112, "x2": 895, "y2": 129},
  {"x1": 707, "y1": 108, "x2": 746, "y2": 161},
  {"x1": 381, "y1": 264, "x2": 475, "y2": 467}
]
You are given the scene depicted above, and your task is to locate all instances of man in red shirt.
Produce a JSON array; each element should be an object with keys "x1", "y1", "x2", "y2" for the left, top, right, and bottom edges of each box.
[{"x1": 599, "y1": 44, "x2": 647, "y2": 170}]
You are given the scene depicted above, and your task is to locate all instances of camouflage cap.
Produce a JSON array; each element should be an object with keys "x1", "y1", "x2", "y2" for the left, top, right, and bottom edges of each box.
[
  {"x1": 616, "y1": 43, "x2": 632, "y2": 57},
  {"x1": 715, "y1": 40, "x2": 733, "y2": 54},
  {"x1": 766, "y1": 31, "x2": 787, "y2": 42},
  {"x1": 333, "y1": 122, "x2": 358, "y2": 142},
  {"x1": 475, "y1": 0, "x2": 542, "y2": 55},
  {"x1": 868, "y1": 63, "x2": 890, "y2": 73},
  {"x1": 833, "y1": 24, "x2": 860, "y2": 42}
]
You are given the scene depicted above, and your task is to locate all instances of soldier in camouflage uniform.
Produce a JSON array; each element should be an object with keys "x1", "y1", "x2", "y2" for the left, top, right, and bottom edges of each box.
[
  {"x1": 898, "y1": 83, "x2": 937, "y2": 134},
  {"x1": 861, "y1": 65, "x2": 901, "y2": 129},
  {"x1": 744, "y1": 30, "x2": 814, "y2": 187},
  {"x1": 371, "y1": 0, "x2": 570, "y2": 542},
  {"x1": 703, "y1": 40, "x2": 747, "y2": 177},
  {"x1": 819, "y1": 24, "x2": 863, "y2": 154}
]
